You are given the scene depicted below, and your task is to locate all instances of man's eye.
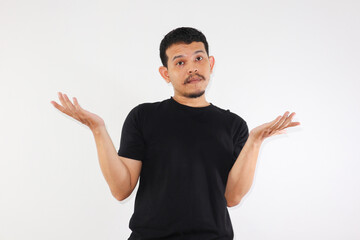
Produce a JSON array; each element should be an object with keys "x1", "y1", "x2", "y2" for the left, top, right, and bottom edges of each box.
[
  {"x1": 196, "y1": 56, "x2": 203, "y2": 61},
  {"x1": 176, "y1": 61, "x2": 184, "y2": 66}
]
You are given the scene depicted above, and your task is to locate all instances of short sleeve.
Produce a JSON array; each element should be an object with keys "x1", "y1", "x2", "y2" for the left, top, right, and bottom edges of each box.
[
  {"x1": 117, "y1": 104, "x2": 146, "y2": 161},
  {"x1": 232, "y1": 115, "x2": 249, "y2": 160}
]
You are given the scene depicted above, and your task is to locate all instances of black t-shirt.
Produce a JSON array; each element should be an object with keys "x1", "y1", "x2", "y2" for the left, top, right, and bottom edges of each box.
[{"x1": 118, "y1": 96, "x2": 249, "y2": 240}]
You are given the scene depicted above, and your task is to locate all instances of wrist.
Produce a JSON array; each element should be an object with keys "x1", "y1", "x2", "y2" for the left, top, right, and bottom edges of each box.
[
  {"x1": 91, "y1": 125, "x2": 107, "y2": 135},
  {"x1": 248, "y1": 132, "x2": 263, "y2": 148}
]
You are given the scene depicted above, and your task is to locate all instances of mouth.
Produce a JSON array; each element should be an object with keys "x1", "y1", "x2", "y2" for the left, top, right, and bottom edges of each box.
[{"x1": 187, "y1": 77, "x2": 202, "y2": 84}]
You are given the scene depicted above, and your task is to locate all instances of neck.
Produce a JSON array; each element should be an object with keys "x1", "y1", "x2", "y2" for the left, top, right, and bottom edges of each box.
[{"x1": 172, "y1": 94, "x2": 210, "y2": 107}]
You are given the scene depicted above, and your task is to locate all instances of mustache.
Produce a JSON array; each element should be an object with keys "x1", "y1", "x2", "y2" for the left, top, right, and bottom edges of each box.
[{"x1": 185, "y1": 73, "x2": 205, "y2": 83}]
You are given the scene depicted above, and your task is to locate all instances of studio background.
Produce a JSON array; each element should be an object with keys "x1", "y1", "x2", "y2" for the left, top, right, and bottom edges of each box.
[{"x1": 0, "y1": 0, "x2": 359, "y2": 239}]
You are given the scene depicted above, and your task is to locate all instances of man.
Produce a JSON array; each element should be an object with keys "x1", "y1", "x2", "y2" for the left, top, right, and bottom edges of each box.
[{"x1": 50, "y1": 27, "x2": 300, "y2": 240}]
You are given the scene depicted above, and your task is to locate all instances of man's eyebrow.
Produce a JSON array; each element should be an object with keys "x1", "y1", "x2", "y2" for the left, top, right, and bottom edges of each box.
[{"x1": 172, "y1": 50, "x2": 205, "y2": 62}]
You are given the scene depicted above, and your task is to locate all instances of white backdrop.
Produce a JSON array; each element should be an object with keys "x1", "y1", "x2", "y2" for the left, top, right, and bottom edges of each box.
[{"x1": 1, "y1": 0, "x2": 359, "y2": 239}]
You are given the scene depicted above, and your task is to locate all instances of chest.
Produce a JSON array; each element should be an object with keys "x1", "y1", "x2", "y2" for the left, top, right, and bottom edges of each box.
[{"x1": 143, "y1": 112, "x2": 235, "y2": 170}]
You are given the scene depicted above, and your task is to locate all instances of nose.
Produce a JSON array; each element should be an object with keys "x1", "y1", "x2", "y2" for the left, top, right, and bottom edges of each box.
[{"x1": 188, "y1": 67, "x2": 198, "y2": 74}]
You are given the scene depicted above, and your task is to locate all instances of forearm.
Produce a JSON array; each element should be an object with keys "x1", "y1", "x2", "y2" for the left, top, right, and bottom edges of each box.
[
  {"x1": 92, "y1": 126, "x2": 131, "y2": 200},
  {"x1": 225, "y1": 134, "x2": 262, "y2": 205}
]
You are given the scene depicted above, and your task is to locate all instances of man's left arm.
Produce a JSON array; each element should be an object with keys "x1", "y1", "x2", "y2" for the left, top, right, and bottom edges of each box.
[
  {"x1": 225, "y1": 134, "x2": 262, "y2": 207},
  {"x1": 225, "y1": 111, "x2": 301, "y2": 207}
]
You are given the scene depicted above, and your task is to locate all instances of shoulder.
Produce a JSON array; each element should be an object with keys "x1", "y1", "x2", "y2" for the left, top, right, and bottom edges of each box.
[
  {"x1": 227, "y1": 110, "x2": 247, "y2": 125},
  {"x1": 126, "y1": 99, "x2": 164, "y2": 123},
  {"x1": 127, "y1": 98, "x2": 163, "y2": 111},
  {"x1": 132, "y1": 99, "x2": 163, "y2": 113},
  {"x1": 217, "y1": 106, "x2": 248, "y2": 134},
  {"x1": 211, "y1": 104, "x2": 246, "y2": 124}
]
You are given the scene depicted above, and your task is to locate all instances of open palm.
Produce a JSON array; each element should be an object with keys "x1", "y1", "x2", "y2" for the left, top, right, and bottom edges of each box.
[
  {"x1": 50, "y1": 92, "x2": 105, "y2": 131},
  {"x1": 250, "y1": 111, "x2": 301, "y2": 143}
]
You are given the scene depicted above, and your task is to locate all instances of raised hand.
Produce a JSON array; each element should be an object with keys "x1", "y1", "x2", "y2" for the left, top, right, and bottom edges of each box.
[
  {"x1": 249, "y1": 111, "x2": 301, "y2": 144},
  {"x1": 50, "y1": 92, "x2": 105, "y2": 131}
]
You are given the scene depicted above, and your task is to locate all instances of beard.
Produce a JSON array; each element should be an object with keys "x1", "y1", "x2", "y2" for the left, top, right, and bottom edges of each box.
[{"x1": 184, "y1": 89, "x2": 206, "y2": 98}]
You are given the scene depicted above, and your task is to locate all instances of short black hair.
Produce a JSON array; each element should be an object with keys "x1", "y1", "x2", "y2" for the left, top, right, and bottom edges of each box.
[{"x1": 159, "y1": 27, "x2": 209, "y2": 68}]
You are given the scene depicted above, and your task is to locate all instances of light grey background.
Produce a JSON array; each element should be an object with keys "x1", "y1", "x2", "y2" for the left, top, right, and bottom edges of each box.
[{"x1": 1, "y1": 0, "x2": 359, "y2": 239}]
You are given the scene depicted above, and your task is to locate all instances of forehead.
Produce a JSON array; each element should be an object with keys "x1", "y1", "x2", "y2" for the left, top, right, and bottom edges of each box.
[{"x1": 166, "y1": 41, "x2": 206, "y2": 58}]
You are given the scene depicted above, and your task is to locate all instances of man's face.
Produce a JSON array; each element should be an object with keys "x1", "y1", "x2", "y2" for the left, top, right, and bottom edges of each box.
[{"x1": 159, "y1": 41, "x2": 215, "y2": 99}]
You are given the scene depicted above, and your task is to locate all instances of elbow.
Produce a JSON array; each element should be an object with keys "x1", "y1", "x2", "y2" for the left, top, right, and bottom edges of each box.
[
  {"x1": 114, "y1": 194, "x2": 125, "y2": 201},
  {"x1": 111, "y1": 181, "x2": 132, "y2": 201},
  {"x1": 226, "y1": 194, "x2": 244, "y2": 207},
  {"x1": 227, "y1": 198, "x2": 241, "y2": 207},
  {"x1": 112, "y1": 190, "x2": 129, "y2": 202},
  {"x1": 112, "y1": 192, "x2": 123, "y2": 201},
  {"x1": 114, "y1": 193, "x2": 128, "y2": 202}
]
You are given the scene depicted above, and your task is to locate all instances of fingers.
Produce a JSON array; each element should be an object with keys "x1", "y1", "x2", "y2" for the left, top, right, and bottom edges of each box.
[
  {"x1": 62, "y1": 93, "x2": 77, "y2": 113},
  {"x1": 73, "y1": 97, "x2": 82, "y2": 111},
  {"x1": 269, "y1": 111, "x2": 289, "y2": 133},
  {"x1": 273, "y1": 129, "x2": 287, "y2": 136},
  {"x1": 57, "y1": 92, "x2": 69, "y2": 113},
  {"x1": 55, "y1": 92, "x2": 81, "y2": 120},
  {"x1": 285, "y1": 121, "x2": 301, "y2": 128},
  {"x1": 267, "y1": 115, "x2": 282, "y2": 128},
  {"x1": 269, "y1": 111, "x2": 299, "y2": 135},
  {"x1": 278, "y1": 112, "x2": 297, "y2": 130},
  {"x1": 50, "y1": 100, "x2": 66, "y2": 113}
]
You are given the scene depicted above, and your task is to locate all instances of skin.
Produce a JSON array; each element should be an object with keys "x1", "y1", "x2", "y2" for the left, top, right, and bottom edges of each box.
[
  {"x1": 51, "y1": 41, "x2": 300, "y2": 141},
  {"x1": 50, "y1": 41, "x2": 301, "y2": 207},
  {"x1": 225, "y1": 111, "x2": 300, "y2": 206},
  {"x1": 158, "y1": 41, "x2": 300, "y2": 142},
  {"x1": 50, "y1": 92, "x2": 104, "y2": 131},
  {"x1": 159, "y1": 41, "x2": 215, "y2": 108},
  {"x1": 250, "y1": 111, "x2": 300, "y2": 144},
  {"x1": 157, "y1": 41, "x2": 301, "y2": 207}
]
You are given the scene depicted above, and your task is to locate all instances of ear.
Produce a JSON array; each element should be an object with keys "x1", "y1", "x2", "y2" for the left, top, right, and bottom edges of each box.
[
  {"x1": 159, "y1": 66, "x2": 171, "y2": 83},
  {"x1": 209, "y1": 56, "x2": 215, "y2": 74}
]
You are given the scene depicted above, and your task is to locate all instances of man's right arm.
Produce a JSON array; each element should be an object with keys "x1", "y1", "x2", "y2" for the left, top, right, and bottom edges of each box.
[
  {"x1": 51, "y1": 92, "x2": 136, "y2": 201},
  {"x1": 92, "y1": 125, "x2": 131, "y2": 201}
]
